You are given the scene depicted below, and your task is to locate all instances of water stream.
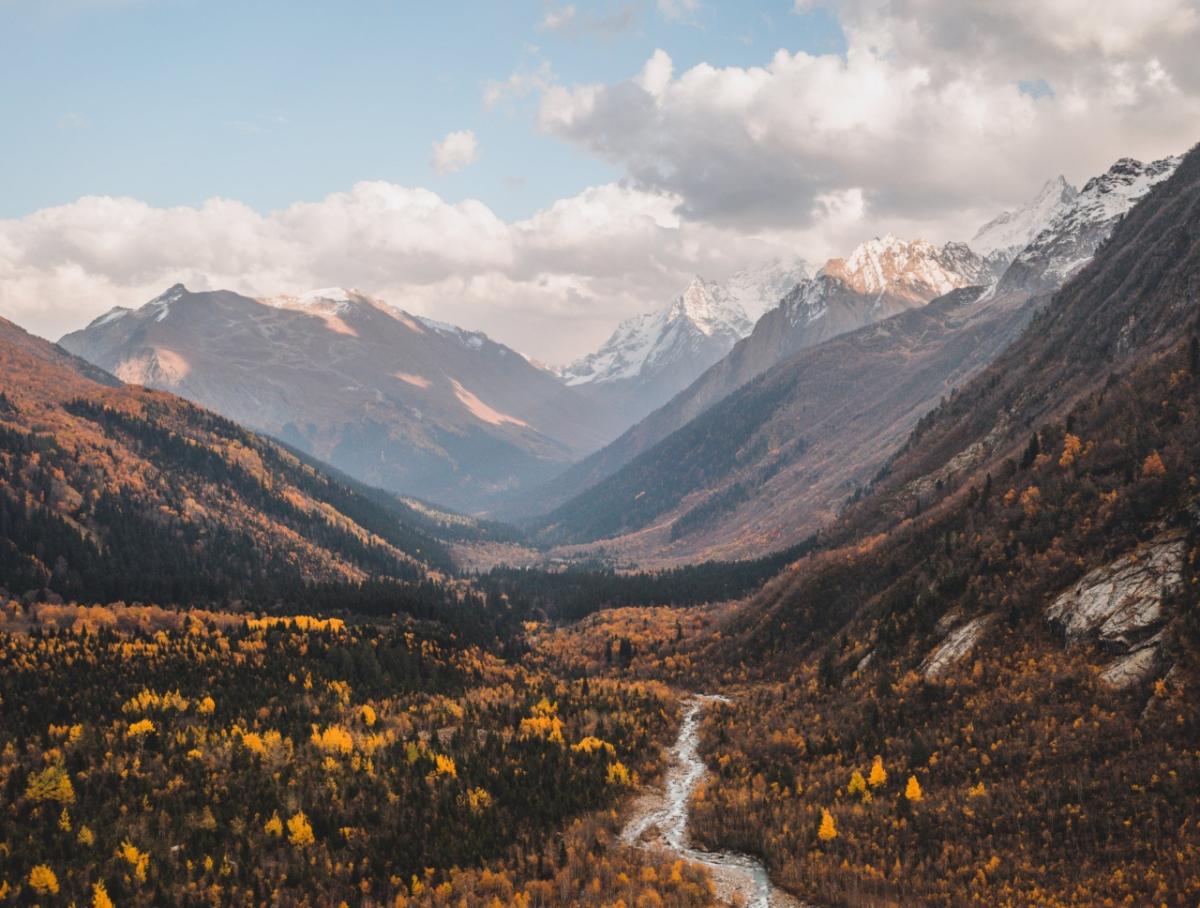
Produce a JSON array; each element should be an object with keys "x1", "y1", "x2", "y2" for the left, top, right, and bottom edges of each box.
[{"x1": 621, "y1": 695, "x2": 809, "y2": 908}]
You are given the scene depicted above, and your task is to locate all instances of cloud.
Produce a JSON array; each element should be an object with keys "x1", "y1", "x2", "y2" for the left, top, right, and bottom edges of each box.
[
  {"x1": 536, "y1": 1, "x2": 1199, "y2": 238},
  {"x1": 539, "y1": 3, "x2": 577, "y2": 31},
  {"x1": 430, "y1": 130, "x2": 480, "y2": 175},
  {"x1": 0, "y1": 182, "x2": 822, "y2": 362},
  {"x1": 538, "y1": 1, "x2": 638, "y2": 37},
  {"x1": 483, "y1": 60, "x2": 556, "y2": 109},
  {"x1": 657, "y1": 0, "x2": 700, "y2": 22}
]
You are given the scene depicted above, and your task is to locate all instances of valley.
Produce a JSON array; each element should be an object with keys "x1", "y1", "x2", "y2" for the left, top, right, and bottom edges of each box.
[{"x1": 2, "y1": 9, "x2": 1198, "y2": 904}]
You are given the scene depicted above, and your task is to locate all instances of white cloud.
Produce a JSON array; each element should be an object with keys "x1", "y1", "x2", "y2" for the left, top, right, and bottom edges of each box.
[
  {"x1": 537, "y1": 0, "x2": 1199, "y2": 239},
  {"x1": 0, "y1": 182, "x2": 821, "y2": 362},
  {"x1": 483, "y1": 60, "x2": 556, "y2": 109},
  {"x1": 430, "y1": 129, "x2": 480, "y2": 175},
  {"x1": 5, "y1": 0, "x2": 1197, "y2": 367},
  {"x1": 538, "y1": 1, "x2": 638, "y2": 37}
]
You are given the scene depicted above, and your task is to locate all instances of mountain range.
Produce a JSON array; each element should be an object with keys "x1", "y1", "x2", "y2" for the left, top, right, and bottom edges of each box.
[
  {"x1": 525, "y1": 153, "x2": 1182, "y2": 561},
  {"x1": 560, "y1": 258, "x2": 810, "y2": 423},
  {"x1": 53, "y1": 152, "x2": 1182, "y2": 565}
]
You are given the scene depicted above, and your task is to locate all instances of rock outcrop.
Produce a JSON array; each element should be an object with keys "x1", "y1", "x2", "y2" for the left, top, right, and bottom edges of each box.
[
  {"x1": 1046, "y1": 536, "x2": 1185, "y2": 687},
  {"x1": 922, "y1": 614, "x2": 995, "y2": 680}
]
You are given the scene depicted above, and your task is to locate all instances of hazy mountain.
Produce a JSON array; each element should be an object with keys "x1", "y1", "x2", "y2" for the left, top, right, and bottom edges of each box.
[
  {"x1": 59, "y1": 286, "x2": 623, "y2": 512},
  {"x1": 560, "y1": 258, "x2": 810, "y2": 424},
  {"x1": 512, "y1": 235, "x2": 995, "y2": 521}
]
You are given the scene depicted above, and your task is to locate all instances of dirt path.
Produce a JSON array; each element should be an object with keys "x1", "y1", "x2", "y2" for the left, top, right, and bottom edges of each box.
[{"x1": 621, "y1": 695, "x2": 810, "y2": 908}]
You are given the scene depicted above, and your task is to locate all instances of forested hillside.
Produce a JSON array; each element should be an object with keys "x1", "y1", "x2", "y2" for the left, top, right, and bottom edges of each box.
[
  {"x1": 0, "y1": 317, "x2": 523, "y2": 643},
  {"x1": 676, "y1": 144, "x2": 1200, "y2": 906}
]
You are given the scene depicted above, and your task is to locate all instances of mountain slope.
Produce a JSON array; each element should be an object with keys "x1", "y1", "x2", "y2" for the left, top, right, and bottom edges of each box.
[
  {"x1": 514, "y1": 236, "x2": 997, "y2": 523},
  {"x1": 60, "y1": 286, "x2": 619, "y2": 512},
  {"x1": 535, "y1": 285, "x2": 1035, "y2": 558},
  {"x1": 0, "y1": 315, "x2": 474, "y2": 610},
  {"x1": 686, "y1": 142, "x2": 1200, "y2": 908},
  {"x1": 524, "y1": 154, "x2": 1182, "y2": 556}
]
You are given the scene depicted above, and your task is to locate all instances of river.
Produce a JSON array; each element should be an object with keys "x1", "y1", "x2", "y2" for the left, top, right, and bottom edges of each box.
[{"x1": 621, "y1": 695, "x2": 810, "y2": 908}]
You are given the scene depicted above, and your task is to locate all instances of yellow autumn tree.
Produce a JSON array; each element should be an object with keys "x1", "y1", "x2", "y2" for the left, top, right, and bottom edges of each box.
[
  {"x1": 848, "y1": 769, "x2": 869, "y2": 801},
  {"x1": 288, "y1": 810, "x2": 315, "y2": 847},
  {"x1": 311, "y1": 725, "x2": 354, "y2": 754},
  {"x1": 607, "y1": 761, "x2": 632, "y2": 786},
  {"x1": 29, "y1": 865, "x2": 59, "y2": 895},
  {"x1": 25, "y1": 763, "x2": 75, "y2": 803},
  {"x1": 868, "y1": 755, "x2": 887, "y2": 788},
  {"x1": 905, "y1": 775, "x2": 924, "y2": 802},
  {"x1": 126, "y1": 718, "x2": 155, "y2": 739},
  {"x1": 1019, "y1": 486, "x2": 1041, "y2": 517},
  {"x1": 93, "y1": 880, "x2": 115, "y2": 908},
  {"x1": 119, "y1": 840, "x2": 150, "y2": 883},
  {"x1": 817, "y1": 808, "x2": 837, "y2": 841},
  {"x1": 264, "y1": 811, "x2": 284, "y2": 837}
]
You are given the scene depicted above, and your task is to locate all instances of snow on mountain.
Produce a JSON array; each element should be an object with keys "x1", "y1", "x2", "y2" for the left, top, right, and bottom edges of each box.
[
  {"x1": 564, "y1": 258, "x2": 808, "y2": 387},
  {"x1": 820, "y1": 235, "x2": 992, "y2": 305},
  {"x1": 971, "y1": 176, "x2": 1079, "y2": 260},
  {"x1": 724, "y1": 257, "x2": 812, "y2": 323},
  {"x1": 998, "y1": 155, "x2": 1182, "y2": 294},
  {"x1": 87, "y1": 306, "x2": 132, "y2": 328}
]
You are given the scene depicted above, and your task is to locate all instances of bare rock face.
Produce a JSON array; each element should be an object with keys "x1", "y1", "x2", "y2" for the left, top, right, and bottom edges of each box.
[
  {"x1": 1046, "y1": 536, "x2": 1186, "y2": 687},
  {"x1": 1046, "y1": 537, "x2": 1185, "y2": 648},
  {"x1": 1099, "y1": 637, "x2": 1164, "y2": 688},
  {"x1": 922, "y1": 615, "x2": 995, "y2": 680}
]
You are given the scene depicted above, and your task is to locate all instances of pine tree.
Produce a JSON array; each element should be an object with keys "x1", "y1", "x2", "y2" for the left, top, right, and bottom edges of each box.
[
  {"x1": 92, "y1": 881, "x2": 115, "y2": 908},
  {"x1": 868, "y1": 755, "x2": 887, "y2": 788},
  {"x1": 848, "y1": 769, "x2": 869, "y2": 801},
  {"x1": 1019, "y1": 432, "x2": 1040, "y2": 469}
]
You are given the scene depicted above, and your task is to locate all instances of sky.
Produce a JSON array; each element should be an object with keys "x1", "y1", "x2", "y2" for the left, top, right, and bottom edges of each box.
[{"x1": 1, "y1": 0, "x2": 1197, "y2": 362}]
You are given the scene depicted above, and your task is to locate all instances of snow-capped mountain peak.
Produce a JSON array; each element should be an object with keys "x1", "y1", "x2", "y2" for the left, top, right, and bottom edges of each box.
[
  {"x1": 664, "y1": 278, "x2": 748, "y2": 338},
  {"x1": 820, "y1": 235, "x2": 988, "y2": 304},
  {"x1": 971, "y1": 176, "x2": 1079, "y2": 260},
  {"x1": 724, "y1": 256, "x2": 811, "y2": 322},
  {"x1": 563, "y1": 256, "x2": 808, "y2": 390},
  {"x1": 997, "y1": 154, "x2": 1182, "y2": 293}
]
